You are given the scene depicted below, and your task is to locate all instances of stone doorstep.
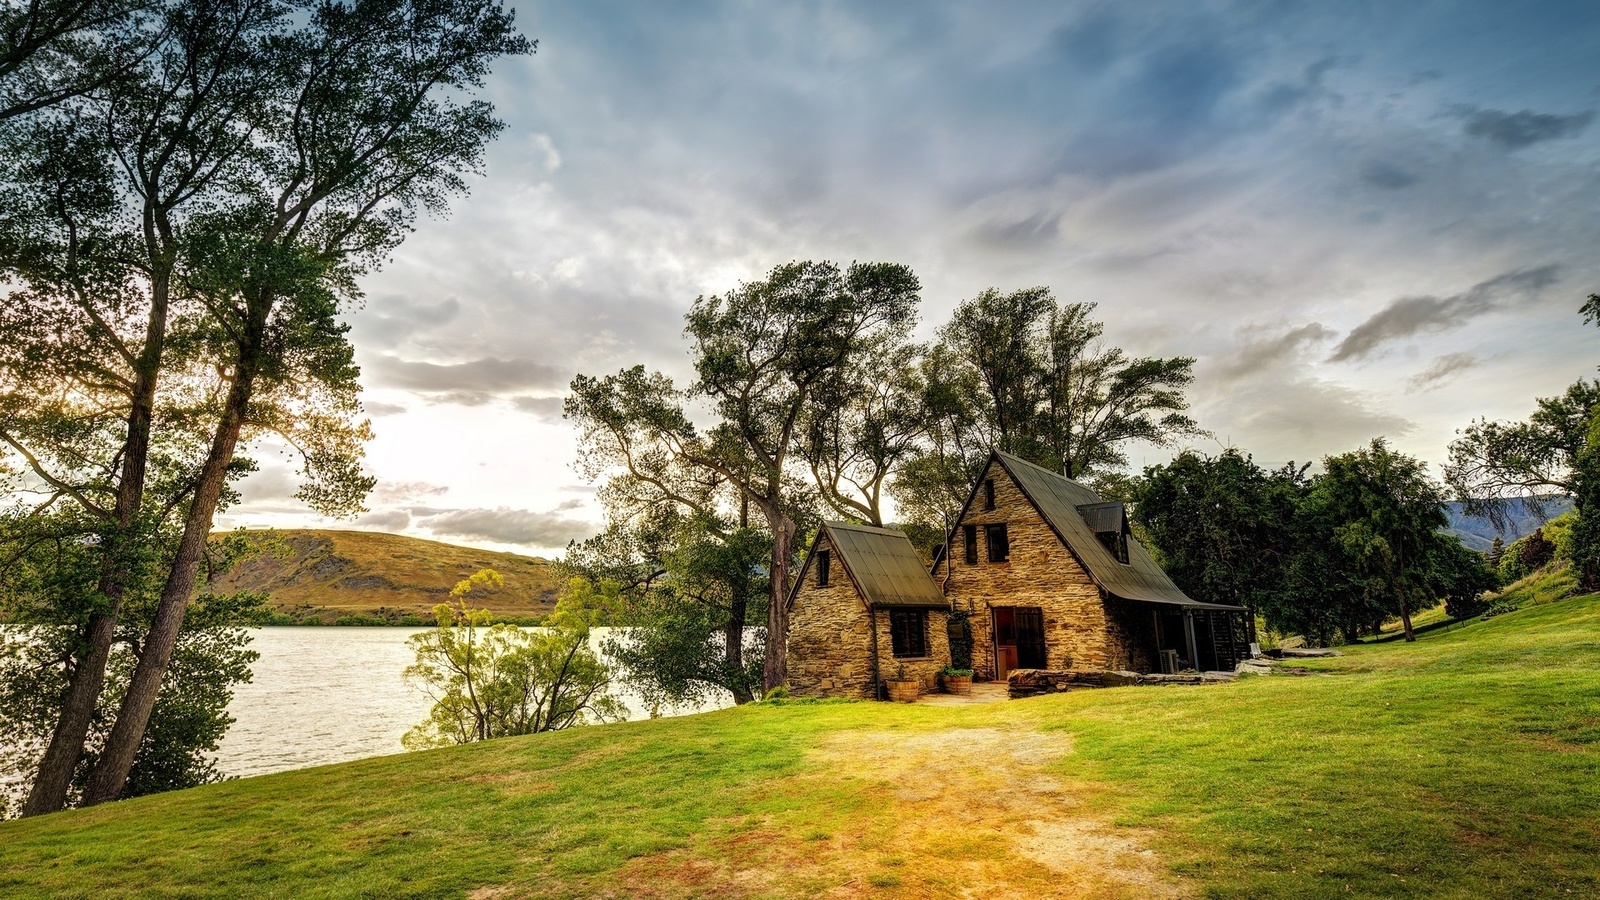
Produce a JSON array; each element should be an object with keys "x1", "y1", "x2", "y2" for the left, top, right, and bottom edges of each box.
[{"x1": 914, "y1": 682, "x2": 1011, "y2": 706}]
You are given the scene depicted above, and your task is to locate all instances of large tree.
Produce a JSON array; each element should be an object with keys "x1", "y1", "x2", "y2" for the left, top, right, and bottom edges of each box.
[
  {"x1": 1307, "y1": 439, "x2": 1456, "y2": 642},
  {"x1": 76, "y1": 0, "x2": 531, "y2": 806},
  {"x1": 1445, "y1": 379, "x2": 1600, "y2": 593},
  {"x1": 895, "y1": 291, "x2": 1201, "y2": 544},
  {"x1": 568, "y1": 260, "x2": 920, "y2": 691},
  {"x1": 4, "y1": 0, "x2": 289, "y2": 815},
  {"x1": 1131, "y1": 449, "x2": 1306, "y2": 615}
]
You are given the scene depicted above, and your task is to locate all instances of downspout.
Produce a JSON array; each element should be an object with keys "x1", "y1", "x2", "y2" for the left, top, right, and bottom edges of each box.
[{"x1": 868, "y1": 603, "x2": 882, "y2": 701}]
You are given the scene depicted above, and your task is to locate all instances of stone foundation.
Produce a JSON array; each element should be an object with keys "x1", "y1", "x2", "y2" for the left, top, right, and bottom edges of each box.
[{"x1": 1008, "y1": 668, "x2": 1237, "y2": 698}]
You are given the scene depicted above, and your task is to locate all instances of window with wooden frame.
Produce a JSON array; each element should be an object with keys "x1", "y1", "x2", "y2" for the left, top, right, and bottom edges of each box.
[
  {"x1": 889, "y1": 608, "x2": 929, "y2": 658},
  {"x1": 963, "y1": 524, "x2": 978, "y2": 564},
  {"x1": 817, "y1": 549, "x2": 830, "y2": 586},
  {"x1": 986, "y1": 523, "x2": 1010, "y2": 563},
  {"x1": 983, "y1": 478, "x2": 996, "y2": 510}
]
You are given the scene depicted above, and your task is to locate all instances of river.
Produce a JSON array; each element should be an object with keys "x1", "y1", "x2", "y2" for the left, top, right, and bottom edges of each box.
[{"x1": 215, "y1": 626, "x2": 731, "y2": 779}]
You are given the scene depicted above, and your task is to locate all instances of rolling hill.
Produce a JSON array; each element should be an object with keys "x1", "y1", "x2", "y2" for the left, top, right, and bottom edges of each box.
[
  {"x1": 208, "y1": 529, "x2": 562, "y2": 622},
  {"x1": 1443, "y1": 496, "x2": 1573, "y2": 552}
]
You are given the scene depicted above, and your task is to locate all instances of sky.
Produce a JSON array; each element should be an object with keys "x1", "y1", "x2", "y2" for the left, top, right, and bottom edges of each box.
[{"x1": 215, "y1": 0, "x2": 1600, "y2": 557}]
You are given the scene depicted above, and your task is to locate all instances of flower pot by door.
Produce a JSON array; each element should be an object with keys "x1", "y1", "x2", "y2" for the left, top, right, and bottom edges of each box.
[{"x1": 885, "y1": 680, "x2": 920, "y2": 703}]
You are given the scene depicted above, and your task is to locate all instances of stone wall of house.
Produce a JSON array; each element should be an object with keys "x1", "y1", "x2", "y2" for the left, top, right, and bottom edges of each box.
[
  {"x1": 786, "y1": 532, "x2": 876, "y2": 698},
  {"x1": 872, "y1": 606, "x2": 952, "y2": 694},
  {"x1": 933, "y1": 460, "x2": 1145, "y2": 679},
  {"x1": 787, "y1": 531, "x2": 955, "y2": 699}
]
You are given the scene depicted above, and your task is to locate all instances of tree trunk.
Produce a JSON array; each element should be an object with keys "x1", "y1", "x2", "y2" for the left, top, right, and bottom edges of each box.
[
  {"x1": 725, "y1": 594, "x2": 753, "y2": 705},
  {"x1": 762, "y1": 513, "x2": 796, "y2": 693},
  {"x1": 80, "y1": 314, "x2": 260, "y2": 806},
  {"x1": 1396, "y1": 584, "x2": 1416, "y2": 642},
  {"x1": 22, "y1": 280, "x2": 169, "y2": 817}
]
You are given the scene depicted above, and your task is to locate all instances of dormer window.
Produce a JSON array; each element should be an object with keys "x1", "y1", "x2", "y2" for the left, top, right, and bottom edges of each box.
[{"x1": 1078, "y1": 501, "x2": 1131, "y2": 565}]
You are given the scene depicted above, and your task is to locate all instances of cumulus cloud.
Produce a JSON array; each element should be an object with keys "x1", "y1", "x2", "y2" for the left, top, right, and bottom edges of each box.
[
  {"x1": 356, "y1": 296, "x2": 461, "y2": 350},
  {"x1": 1328, "y1": 265, "x2": 1560, "y2": 362},
  {"x1": 1214, "y1": 323, "x2": 1336, "y2": 381},
  {"x1": 415, "y1": 506, "x2": 596, "y2": 547},
  {"x1": 1406, "y1": 352, "x2": 1480, "y2": 392},
  {"x1": 1459, "y1": 107, "x2": 1594, "y2": 149}
]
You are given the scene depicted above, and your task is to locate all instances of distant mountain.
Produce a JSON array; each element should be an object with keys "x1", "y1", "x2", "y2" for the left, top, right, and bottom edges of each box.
[
  {"x1": 1443, "y1": 497, "x2": 1573, "y2": 553},
  {"x1": 208, "y1": 529, "x2": 562, "y2": 623}
]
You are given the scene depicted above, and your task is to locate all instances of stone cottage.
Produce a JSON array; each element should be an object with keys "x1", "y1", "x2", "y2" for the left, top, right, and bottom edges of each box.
[{"x1": 786, "y1": 450, "x2": 1252, "y2": 699}]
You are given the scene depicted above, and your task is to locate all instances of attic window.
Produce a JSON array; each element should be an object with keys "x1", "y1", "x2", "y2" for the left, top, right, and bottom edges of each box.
[
  {"x1": 889, "y1": 608, "x2": 929, "y2": 658},
  {"x1": 986, "y1": 524, "x2": 1010, "y2": 563},
  {"x1": 1078, "y1": 502, "x2": 1131, "y2": 565},
  {"x1": 983, "y1": 478, "x2": 995, "y2": 510},
  {"x1": 1096, "y1": 530, "x2": 1130, "y2": 565},
  {"x1": 963, "y1": 524, "x2": 978, "y2": 564},
  {"x1": 817, "y1": 550, "x2": 830, "y2": 587}
]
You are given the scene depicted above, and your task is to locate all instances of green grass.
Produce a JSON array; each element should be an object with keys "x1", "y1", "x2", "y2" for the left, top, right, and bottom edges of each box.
[
  {"x1": 3, "y1": 595, "x2": 1598, "y2": 898},
  {"x1": 1486, "y1": 564, "x2": 1579, "y2": 616}
]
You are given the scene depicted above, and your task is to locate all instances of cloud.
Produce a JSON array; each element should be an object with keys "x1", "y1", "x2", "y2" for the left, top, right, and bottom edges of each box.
[
  {"x1": 1406, "y1": 352, "x2": 1480, "y2": 392},
  {"x1": 363, "y1": 401, "x2": 409, "y2": 417},
  {"x1": 356, "y1": 297, "x2": 461, "y2": 350},
  {"x1": 366, "y1": 355, "x2": 567, "y2": 398},
  {"x1": 416, "y1": 506, "x2": 597, "y2": 547},
  {"x1": 1459, "y1": 107, "x2": 1594, "y2": 149},
  {"x1": 1328, "y1": 265, "x2": 1560, "y2": 362},
  {"x1": 370, "y1": 480, "x2": 449, "y2": 503},
  {"x1": 1359, "y1": 159, "x2": 1420, "y2": 190},
  {"x1": 1201, "y1": 377, "x2": 1415, "y2": 464},
  {"x1": 511, "y1": 395, "x2": 566, "y2": 419},
  {"x1": 355, "y1": 509, "x2": 412, "y2": 530},
  {"x1": 1213, "y1": 323, "x2": 1335, "y2": 381}
]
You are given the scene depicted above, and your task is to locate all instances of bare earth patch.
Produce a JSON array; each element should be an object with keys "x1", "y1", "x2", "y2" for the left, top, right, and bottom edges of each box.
[{"x1": 612, "y1": 725, "x2": 1193, "y2": 899}]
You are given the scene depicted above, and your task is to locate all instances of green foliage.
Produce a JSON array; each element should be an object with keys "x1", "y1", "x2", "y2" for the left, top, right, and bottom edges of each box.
[
  {"x1": 0, "y1": 511, "x2": 266, "y2": 817},
  {"x1": 402, "y1": 571, "x2": 623, "y2": 749},
  {"x1": 945, "y1": 608, "x2": 973, "y2": 671},
  {"x1": 893, "y1": 293, "x2": 1202, "y2": 542},
  {"x1": 1132, "y1": 449, "x2": 1305, "y2": 614}
]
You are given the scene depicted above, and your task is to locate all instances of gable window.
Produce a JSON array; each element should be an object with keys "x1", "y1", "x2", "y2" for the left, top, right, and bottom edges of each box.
[
  {"x1": 963, "y1": 524, "x2": 978, "y2": 564},
  {"x1": 817, "y1": 549, "x2": 830, "y2": 587},
  {"x1": 983, "y1": 478, "x2": 996, "y2": 510},
  {"x1": 986, "y1": 524, "x2": 1010, "y2": 563},
  {"x1": 889, "y1": 608, "x2": 929, "y2": 658}
]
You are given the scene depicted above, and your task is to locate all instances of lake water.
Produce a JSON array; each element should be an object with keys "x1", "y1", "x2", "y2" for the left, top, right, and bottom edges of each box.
[{"x1": 215, "y1": 627, "x2": 730, "y2": 779}]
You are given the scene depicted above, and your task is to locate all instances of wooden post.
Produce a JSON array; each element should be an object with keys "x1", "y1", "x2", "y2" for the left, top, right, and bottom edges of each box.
[{"x1": 1183, "y1": 610, "x2": 1201, "y2": 673}]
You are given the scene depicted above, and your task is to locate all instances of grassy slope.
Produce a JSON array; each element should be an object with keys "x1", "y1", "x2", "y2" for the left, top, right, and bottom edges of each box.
[
  {"x1": 2, "y1": 595, "x2": 1598, "y2": 899},
  {"x1": 211, "y1": 529, "x2": 561, "y2": 621}
]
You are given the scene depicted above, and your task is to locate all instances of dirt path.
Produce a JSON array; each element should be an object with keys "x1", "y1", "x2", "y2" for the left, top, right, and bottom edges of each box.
[{"x1": 614, "y1": 724, "x2": 1193, "y2": 899}]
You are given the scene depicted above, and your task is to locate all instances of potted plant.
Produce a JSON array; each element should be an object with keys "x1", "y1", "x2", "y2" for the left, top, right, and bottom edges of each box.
[
  {"x1": 940, "y1": 666, "x2": 974, "y2": 695},
  {"x1": 884, "y1": 663, "x2": 920, "y2": 703}
]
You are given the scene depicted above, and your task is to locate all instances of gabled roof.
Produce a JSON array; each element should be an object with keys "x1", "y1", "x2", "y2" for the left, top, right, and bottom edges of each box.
[
  {"x1": 971, "y1": 451, "x2": 1245, "y2": 612},
  {"x1": 790, "y1": 522, "x2": 949, "y2": 609}
]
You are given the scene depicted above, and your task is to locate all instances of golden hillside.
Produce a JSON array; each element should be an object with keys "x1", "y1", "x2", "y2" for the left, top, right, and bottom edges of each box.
[{"x1": 209, "y1": 529, "x2": 562, "y2": 622}]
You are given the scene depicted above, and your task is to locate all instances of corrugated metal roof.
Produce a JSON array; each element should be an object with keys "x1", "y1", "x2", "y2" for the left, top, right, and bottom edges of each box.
[
  {"x1": 994, "y1": 451, "x2": 1246, "y2": 611},
  {"x1": 821, "y1": 522, "x2": 950, "y2": 609},
  {"x1": 1077, "y1": 501, "x2": 1125, "y2": 534}
]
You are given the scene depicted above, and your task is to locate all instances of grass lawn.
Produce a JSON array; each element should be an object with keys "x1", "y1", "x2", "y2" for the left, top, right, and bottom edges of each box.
[{"x1": 2, "y1": 594, "x2": 1598, "y2": 899}]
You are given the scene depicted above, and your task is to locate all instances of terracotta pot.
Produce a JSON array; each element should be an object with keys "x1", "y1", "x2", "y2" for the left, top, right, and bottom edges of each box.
[
  {"x1": 885, "y1": 679, "x2": 920, "y2": 703},
  {"x1": 942, "y1": 675, "x2": 973, "y2": 695}
]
